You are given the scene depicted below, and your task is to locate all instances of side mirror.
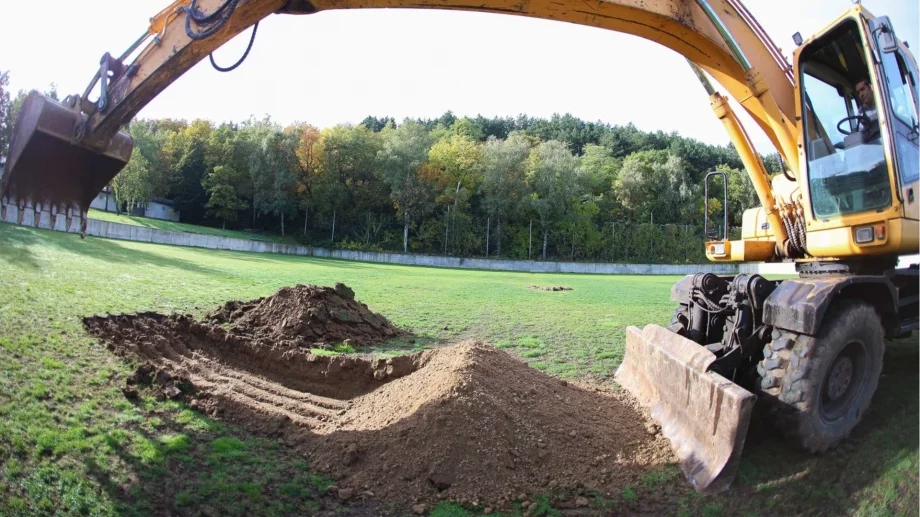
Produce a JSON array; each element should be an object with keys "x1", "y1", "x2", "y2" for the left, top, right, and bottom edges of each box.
[{"x1": 875, "y1": 16, "x2": 899, "y2": 53}]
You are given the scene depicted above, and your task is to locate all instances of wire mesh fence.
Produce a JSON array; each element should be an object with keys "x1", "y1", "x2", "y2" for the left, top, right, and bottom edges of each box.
[{"x1": 294, "y1": 212, "x2": 741, "y2": 265}]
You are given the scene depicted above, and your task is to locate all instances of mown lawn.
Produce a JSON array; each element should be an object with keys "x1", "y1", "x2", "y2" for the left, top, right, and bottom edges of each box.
[
  {"x1": 0, "y1": 222, "x2": 916, "y2": 516},
  {"x1": 87, "y1": 209, "x2": 296, "y2": 244}
]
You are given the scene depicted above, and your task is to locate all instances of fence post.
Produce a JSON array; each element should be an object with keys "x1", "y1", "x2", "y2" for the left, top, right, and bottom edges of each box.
[
  {"x1": 528, "y1": 219, "x2": 532, "y2": 260},
  {"x1": 331, "y1": 210, "x2": 336, "y2": 243},
  {"x1": 444, "y1": 206, "x2": 449, "y2": 255},
  {"x1": 486, "y1": 217, "x2": 490, "y2": 256},
  {"x1": 611, "y1": 222, "x2": 615, "y2": 261}
]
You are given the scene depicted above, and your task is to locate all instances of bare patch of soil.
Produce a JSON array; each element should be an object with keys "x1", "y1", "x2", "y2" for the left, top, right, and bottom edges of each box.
[
  {"x1": 526, "y1": 285, "x2": 573, "y2": 292},
  {"x1": 84, "y1": 287, "x2": 673, "y2": 511}
]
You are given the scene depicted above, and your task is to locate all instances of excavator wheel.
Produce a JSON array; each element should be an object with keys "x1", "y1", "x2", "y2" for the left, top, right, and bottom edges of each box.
[{"x1": 757, "y1": 300, "x2": 884, "y2": 452}]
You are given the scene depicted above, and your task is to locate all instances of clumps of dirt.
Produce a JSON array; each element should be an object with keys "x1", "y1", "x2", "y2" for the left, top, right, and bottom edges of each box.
[
  {"x1": 120, "y1": 362, "x2": 195, "y2": 401},
  {"x1": 205, "y1": 283, "x2": 400, "y2": 348},
  {"x1": 84, "y1": 312, "x2": 415, "y2": 400},
  {"x1": 85, "y1": 298, "x2": 673, "y2": 510},
  {"x1": 526, "y1": 285, "x2": 573, "y2": 292}
]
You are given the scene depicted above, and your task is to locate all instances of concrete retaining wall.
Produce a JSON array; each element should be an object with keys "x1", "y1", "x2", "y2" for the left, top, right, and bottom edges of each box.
[{"x1": 1, "y1": 202, "x2": 808, "y2": 275}]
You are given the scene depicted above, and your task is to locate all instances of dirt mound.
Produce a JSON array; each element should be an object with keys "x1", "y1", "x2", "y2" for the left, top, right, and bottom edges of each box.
[
  {"x1": 311, "y1": 343, "x2": 672, "y2": 506},
  {"x1": 526, "y1": 285, "x2": 573, "y2": 292},
  {"x1": 84, "y1": 302, "x2": 672, "y2": 510},
  {"x1": 205, "y1": 283, "x2": 399, "y2": 348}
]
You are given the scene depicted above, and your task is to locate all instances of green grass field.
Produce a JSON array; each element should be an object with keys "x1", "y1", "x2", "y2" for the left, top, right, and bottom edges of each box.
[
  {"x1": 88, "y1": 209, "x2": 295, "y2": 244},
  {"x1": 0, "y1": 222, "x2": 916, "y2": 516}
]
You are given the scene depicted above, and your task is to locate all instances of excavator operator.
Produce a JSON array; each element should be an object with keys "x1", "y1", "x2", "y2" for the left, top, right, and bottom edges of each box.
[
  {"x1": 855, "y1": 77, "x2": 881, "y2": 140},
  {"x1": 856, "y1": 78, "x2": 878, "y2": 118}
]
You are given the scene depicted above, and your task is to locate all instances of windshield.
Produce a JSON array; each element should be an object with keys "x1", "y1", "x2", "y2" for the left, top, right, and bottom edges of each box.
[{"x1": 800, "y1": 20, "x2": 891, "y2": 219}]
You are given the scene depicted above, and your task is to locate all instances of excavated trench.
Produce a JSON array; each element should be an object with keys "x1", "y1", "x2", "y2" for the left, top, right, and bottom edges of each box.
[{"x1": 84, "y1": 285, "x2": 673, "y2": 508}]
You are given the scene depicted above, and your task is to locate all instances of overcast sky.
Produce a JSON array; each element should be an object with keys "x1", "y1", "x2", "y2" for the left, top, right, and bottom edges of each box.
[{"x1": 2, "y1": 0, "x2": 918, "y2": 154}]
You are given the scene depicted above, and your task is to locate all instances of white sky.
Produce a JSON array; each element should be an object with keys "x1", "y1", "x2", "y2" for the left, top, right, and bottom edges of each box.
[{"x1": 2, "y1": 0, "x2": 918, "y2": 154}]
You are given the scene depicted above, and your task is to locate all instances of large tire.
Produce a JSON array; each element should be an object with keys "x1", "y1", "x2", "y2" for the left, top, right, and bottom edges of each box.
[{"x1": 757, "y1": 300, "x2": 884, "y2": 452}]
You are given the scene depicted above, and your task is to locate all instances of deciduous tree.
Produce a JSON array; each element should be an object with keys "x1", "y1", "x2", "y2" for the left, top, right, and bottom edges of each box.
[
  {"x1": 480, "y1": 132, "x2": 530, "y2": 256},
  {"x1": 378, "y1": 120, "x2": 435, "y2": 252},
  {"x1": 526, "y1": 140, "x2": 581, "y2": 259}
]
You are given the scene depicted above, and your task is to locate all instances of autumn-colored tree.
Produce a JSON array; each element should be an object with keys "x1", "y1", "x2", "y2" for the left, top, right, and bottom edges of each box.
[{"x1": 293, "y1": 123, "x2": 324, "y2": 234}]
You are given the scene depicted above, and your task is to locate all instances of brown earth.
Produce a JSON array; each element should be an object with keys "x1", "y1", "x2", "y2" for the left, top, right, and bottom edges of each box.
[
  {"x1": 83, "y1": 288, "x2": 673, "y2": 511},
  {"x1": 526, "y1": 286, "x2": 573, "y2": 292},
  {"x1": 204, "y1": 283, "x2": 400, "y2": 349}
]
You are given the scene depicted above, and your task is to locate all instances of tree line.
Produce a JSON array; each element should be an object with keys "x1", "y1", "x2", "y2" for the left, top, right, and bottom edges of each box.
[{"x1": 0, "y1": 71, "x2": 781, "y2": 263}]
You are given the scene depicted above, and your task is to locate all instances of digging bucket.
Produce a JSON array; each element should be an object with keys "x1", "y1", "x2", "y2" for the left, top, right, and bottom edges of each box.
[
  {"x1": 1, "y1": 90, "x2": 133, "y2": 215},
  {"x1": 616, "y1": 324, "x2": 755, "y2": 494}
]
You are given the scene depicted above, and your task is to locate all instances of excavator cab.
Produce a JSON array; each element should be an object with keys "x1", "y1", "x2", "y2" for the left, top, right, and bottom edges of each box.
[
  {"x1": 800, "y1": 19, "x2": 896, "y2": 221},
  {"x1": 794, "y1": 11, "x2": 919, "y2": 255}
]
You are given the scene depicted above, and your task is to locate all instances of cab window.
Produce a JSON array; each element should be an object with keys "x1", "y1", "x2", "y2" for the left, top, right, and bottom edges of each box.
[
  {"x1": 800, "y1": 20, "x2": 891, "y2": 219},
  {"x1": 879, "y1": 50, "x2": 919, "y2": 131}
]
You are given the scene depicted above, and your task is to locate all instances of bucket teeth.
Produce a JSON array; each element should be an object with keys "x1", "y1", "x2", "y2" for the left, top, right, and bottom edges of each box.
[
  {"x1": 616, "y1": 324, "x2": 755, "y2": 494},
  {"x1": 1, "y1": 91, "x2": 132, "y2": 219}
]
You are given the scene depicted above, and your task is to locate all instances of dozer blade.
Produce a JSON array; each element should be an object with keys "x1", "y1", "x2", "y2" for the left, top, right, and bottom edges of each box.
[
  {"x1": 1, "y1": 90, "x2": 133, "y2": 219},
  {"x1": 616, "y1": 325, "x2": 755, "y2": 494}
]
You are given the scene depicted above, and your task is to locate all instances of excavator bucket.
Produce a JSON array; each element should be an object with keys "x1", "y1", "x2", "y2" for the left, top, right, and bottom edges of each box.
[
  {"x1": 1, "y1": 90, "x2": 132, "y2": 227},
  {"x1": 616, "y1": 325, "x2": 755, "y2": 494}
]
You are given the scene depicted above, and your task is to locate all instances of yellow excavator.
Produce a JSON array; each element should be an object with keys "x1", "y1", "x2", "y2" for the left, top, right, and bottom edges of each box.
[{"x1": 2, "y1": 0, "x2": 917, "y2": 495}]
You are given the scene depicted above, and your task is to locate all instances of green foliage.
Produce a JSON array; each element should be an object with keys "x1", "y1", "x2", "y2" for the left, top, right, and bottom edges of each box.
[
  {"x1": 622, "y1": 486, "x2": 639, "y2": 501},
  {"x1": 0, "y1": 70, "x2": 11, "y2": 157},
  {"x1": 317, "y1": 123, "x2": 386, "y2": 235},
  {"x1": 615, "y1": 150, "x2": 695, "y2": 224},
  {"x1": 309, "y1": 343, "x2": 356, "y2": 355},
  {"x1": 163, "y1": 120, "x2": 214, "y2": 222},
  {"x1": 480, "y1": 132, "x2": 531, "y2": 256},
  {"x1": 379, "y1": 120, "x2": 438, "y2": 252},
  {"x1": 210, "y1": 437, "x2": 246, "y2": 458},
  {"x1": 250, "y1": 125, "x2": 302, "y2": 235},
  {"x1": 429, "y1": 132, "x2": 483, "y2": 209},
  {"x1": 526, "y1": 140, "x2": 583, "y2": 258},
  {"x1": 430, "y1": 502, "x2": 472, "y2": 517},
  {"x1": 5, "y1": 94, "x2": 772, "y2": 263},
  {"x1": 333, "y1": 343, "x2": 356, "y2": 354},
  {"x1": 203, "y1": 168, "x2": 249, "y2": 227}
]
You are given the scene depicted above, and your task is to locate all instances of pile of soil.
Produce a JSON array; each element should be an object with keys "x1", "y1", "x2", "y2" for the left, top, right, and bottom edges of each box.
[
  {"x1": 526, "y1": 285, "x2": 573, "y2": 292},
  {"x1": 205, "y1": 283, "x2": 399, "y2": 348},
  {"x1": 307, "y1": 343, "x2": 672, "y2": 508},
  {"x1": 84, "y1": 287, "x2": 673, "y2": 511}
]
